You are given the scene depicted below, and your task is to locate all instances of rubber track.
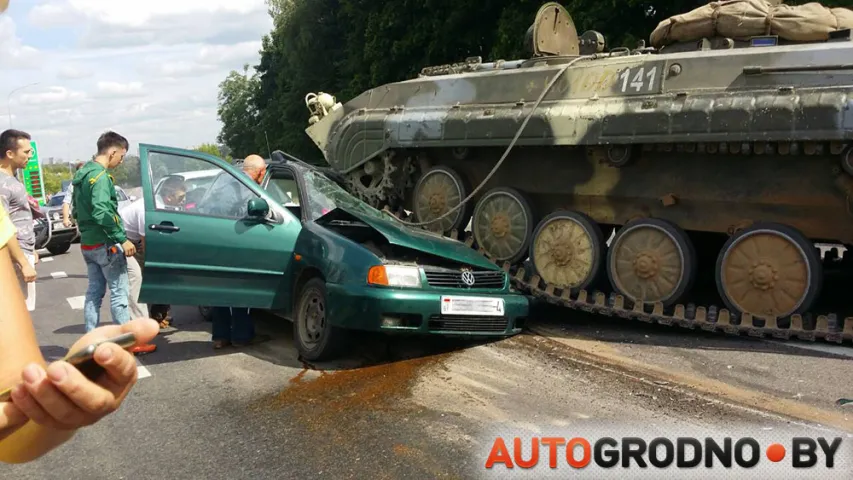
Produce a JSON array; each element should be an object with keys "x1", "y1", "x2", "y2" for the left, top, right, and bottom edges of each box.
[{"x1": 437, "y1": 227, "x2": 853, "y2": 346}]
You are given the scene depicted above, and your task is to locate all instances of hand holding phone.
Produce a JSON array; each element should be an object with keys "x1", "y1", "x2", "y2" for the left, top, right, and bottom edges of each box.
[
  {"x1": 0, "y1": 318, "x2": 158, "y2": 433},
  {"x1": 0, "y1": 333, "x2": 137, "y2": 402}
]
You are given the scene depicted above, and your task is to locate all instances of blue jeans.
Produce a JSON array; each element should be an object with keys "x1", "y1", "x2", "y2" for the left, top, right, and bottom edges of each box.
[
  {"x1": 82, "y1": 245, "x2": 130, "y2": 332},
  {"x1": 211, "y1": 307, "x2": 254, "y2": 343}
]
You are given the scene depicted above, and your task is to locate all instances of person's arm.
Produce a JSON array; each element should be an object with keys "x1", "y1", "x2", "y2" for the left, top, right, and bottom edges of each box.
[
  {"x1": 62, "y1": 185, "x2": 73, "y2": 227},
  {"x1": 6, "y1": 236, "x2": 34, "y2": 282}
]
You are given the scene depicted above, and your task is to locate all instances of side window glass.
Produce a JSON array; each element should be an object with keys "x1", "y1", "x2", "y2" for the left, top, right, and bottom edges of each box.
[{"x1": 148, "y1": 152, "x2": 258, "y2": 219}]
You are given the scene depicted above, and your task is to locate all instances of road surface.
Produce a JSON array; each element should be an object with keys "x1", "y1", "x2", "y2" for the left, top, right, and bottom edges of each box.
[{"x1": 5, "y1": 245, "x2": 853, "y2": 479}]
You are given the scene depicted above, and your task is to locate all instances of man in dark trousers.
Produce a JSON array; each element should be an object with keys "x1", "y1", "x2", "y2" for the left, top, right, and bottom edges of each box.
[{"x1": 208, "y1": 154, "x2": 271, "y2": 349}]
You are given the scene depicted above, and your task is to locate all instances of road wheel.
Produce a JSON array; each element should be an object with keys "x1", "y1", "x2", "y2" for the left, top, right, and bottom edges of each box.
[
  {"x1": 412, "y1": 165, "x2": 472, "y2": 234},
  {"x1": 472, "y1": 187, "x2": 535, "y2": 264},
  {"x1": 294, "y1": 277, "x2": 345, "y2": 362},
  {"x1": 607, "y1": 218, "x2": 697, "y2": 307},
  {"x1": 47, "y1": 241, "x2": 71, "y2": 255},
  {"x1": 716, "y1": 222, "x2": 822, "y2": 318},
  {"x1": 529, "y1": 210, "x2": 605, "y2": 292}
]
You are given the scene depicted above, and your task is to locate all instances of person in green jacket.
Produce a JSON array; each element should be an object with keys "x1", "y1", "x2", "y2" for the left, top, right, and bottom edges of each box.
[{"x1": 71, "y1": 131, "x2": 156, "y2": 354}]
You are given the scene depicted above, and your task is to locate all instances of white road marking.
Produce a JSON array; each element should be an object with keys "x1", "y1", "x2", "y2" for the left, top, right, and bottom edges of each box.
[
  {"x1": 50, "y1": 271, "x2": 68, "y2": 279},
  {"x1": 66, "y1": 296, "x2": 85, "y2": 309},
  {"x1": 136, "y1": 358, "x2": 151, "y2": 379},
  {"x1": 40, "y1": 257, "x2": 53, "y2": 263},
  {"x1": 765, "y1": 339, "x2": 853, "y2": 359}
]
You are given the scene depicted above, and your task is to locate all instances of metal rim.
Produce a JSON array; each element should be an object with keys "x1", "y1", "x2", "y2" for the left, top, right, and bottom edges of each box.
[
  {"x1": 473, "y1": 189, "x2": 533, "y2": 263},
  {"x1": 608, "y1": 222, "x2": 688, "y2": 305},
  {"x1": 719, "y1": 228, "x2": 812, "y2": 318},
  {"x1": 413, "y1": 168, "x2": 465, "y2": 233},
  {"x1": 531, "y1": 213, "x2": 599, "y2": 289},
  {"x1": 298, "y1": 287, "x2": 326, "y2": 349}
]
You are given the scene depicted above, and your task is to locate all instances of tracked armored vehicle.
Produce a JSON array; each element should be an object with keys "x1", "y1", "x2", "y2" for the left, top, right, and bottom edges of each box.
[{"x1": 304, "y1": 0, "x2": 853, "y2": 345}]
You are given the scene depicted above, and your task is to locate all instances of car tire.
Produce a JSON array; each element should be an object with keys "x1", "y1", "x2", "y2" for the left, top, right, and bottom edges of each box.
[
  {"x1": 293, "y1": 277, "x2": 345, "y2": 362},
  {"x1": 46, "y1": 241, "x2": 71, "y2": 255}
]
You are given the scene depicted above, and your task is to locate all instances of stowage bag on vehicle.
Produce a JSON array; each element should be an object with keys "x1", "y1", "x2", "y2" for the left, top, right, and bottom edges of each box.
[{"x1": 650, "y1": 0, "x2": 853, "y2": 48}]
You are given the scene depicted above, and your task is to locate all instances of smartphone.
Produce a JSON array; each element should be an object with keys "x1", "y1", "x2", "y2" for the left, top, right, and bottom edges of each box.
[{"x1": 0, "y1": 332, "x2": 138, "y2": 402}]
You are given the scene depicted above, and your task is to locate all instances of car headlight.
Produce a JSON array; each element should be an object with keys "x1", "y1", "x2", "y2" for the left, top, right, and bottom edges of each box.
[{"x1": 367, "y1": 265, "x2": 422, "y2": 288}]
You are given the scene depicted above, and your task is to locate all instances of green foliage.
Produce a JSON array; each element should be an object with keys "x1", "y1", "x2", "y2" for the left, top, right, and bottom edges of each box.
[
  {"x1": 42, "y1": 164, "x2": 74, "y2": 195},
  {"x1": 112, "y1": 154, "x2": 141, "y2": 189},
  {"x1": 218, "y1": 0, "x2": 853, "y2": 165}
]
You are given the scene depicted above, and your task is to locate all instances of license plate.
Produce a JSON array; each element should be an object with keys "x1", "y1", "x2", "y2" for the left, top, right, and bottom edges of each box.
[
  {"x1": 52, "y1": 222, "x2": 64, "y2": 230},
  {"x1": 440, "y1": 296, "x2": 505, "y2": 316}
]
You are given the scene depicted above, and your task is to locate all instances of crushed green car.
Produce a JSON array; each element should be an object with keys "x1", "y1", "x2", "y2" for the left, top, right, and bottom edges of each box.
[{"x1": 138, "y1": 144, "x2": 529, "y2": 361}]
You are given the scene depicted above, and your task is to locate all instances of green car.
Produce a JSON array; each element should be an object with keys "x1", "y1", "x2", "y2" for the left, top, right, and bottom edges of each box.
[{"x1": 138, "y1": 144, "x2": 529, "y2": 361}]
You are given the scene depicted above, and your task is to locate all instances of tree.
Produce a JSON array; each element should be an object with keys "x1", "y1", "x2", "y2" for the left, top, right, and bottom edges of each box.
[{"x1": 216, "y1": 65, "x2": 261, "y2": 160}]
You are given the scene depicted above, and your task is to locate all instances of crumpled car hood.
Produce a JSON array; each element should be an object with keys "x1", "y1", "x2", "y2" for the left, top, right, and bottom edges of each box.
[{"x1": 319, "y1": 206, "x2": 498, "y2": 270}]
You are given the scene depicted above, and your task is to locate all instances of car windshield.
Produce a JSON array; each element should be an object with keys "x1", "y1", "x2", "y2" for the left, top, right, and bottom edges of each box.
[
  {"x1": 300, "y1": 167, "x2": 401, "y2": 224},
  {"x1": 48, "y1": 195, "x2": 64, "y2": 207}
]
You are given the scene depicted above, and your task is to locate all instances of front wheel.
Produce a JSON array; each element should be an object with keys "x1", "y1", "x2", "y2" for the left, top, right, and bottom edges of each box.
[
  {"x1": 47, "y1": 241, "x2": 71, "y2": 255},
  {"x1": 294, "y1": 278, "x2": 346, "y2": 362}
]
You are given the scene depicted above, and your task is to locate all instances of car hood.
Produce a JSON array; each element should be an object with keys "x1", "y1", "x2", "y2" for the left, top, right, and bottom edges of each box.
[{"x1": 321, "y1": 207, "x2": 498, "y2": 270}]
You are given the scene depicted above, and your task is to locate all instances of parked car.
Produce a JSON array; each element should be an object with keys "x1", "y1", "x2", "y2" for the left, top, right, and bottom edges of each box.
[
  {"x1": 137, "y1": 144, "x2": 529, "y2": 361},
  {"x1": 37, "y1": 185, "x2": 136, "y2": 255}
]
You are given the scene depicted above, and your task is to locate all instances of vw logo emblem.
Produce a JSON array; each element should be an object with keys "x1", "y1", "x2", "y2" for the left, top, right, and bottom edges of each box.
[{"x1": 461, "y1": 271, "x2": 476, "y2": 286}]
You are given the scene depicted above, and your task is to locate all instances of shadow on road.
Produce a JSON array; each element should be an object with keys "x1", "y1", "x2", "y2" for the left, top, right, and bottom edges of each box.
[
  {"x1": 528, "y1": 301, "x2": 853, "y2": 361},
  {"x1": 132, "y1": 305, "x2": 496, "y2": 373}
]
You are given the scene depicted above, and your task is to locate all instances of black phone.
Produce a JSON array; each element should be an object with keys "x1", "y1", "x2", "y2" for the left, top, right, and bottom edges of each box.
[{"x1": 0, "y1": 332, "x2": 138, "y2": 402}]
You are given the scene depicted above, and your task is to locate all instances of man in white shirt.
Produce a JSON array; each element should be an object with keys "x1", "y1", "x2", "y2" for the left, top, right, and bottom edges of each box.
[
  {"x1": 119, "y1": 176, "x2": 187, "y2": 329},
  {"x1": 61, "y1": 162, "x2": 84, "y2": 228}
]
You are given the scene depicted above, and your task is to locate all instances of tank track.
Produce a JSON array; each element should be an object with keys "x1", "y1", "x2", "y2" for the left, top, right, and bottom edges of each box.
[{"x1": 384, "y1": 207, "x2": 853, "y2": 347}]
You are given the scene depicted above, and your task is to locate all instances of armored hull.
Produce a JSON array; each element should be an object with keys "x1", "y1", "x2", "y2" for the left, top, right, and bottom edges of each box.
[{"x1": 305, "y1": 2, "x2": 853, "y2": 345}]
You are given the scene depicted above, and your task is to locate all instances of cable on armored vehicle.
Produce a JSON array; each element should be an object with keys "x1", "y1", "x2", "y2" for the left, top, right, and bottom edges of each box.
[{"x1": 396, "y1": 54, "x2": 595, "y2": 227}]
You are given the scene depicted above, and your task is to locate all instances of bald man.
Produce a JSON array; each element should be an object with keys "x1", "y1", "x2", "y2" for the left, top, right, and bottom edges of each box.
[
  {"x1": 206, "y1": 154, "x2": 271, "y2": 349},
  {"x1": 198, "y1": 154, "x2": 268, "y2": 218}
]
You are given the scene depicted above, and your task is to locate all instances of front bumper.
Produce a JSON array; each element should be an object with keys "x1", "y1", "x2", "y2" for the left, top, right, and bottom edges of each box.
[{"x1": 326, "y1": 283, "x2": 529, "y2": 336}]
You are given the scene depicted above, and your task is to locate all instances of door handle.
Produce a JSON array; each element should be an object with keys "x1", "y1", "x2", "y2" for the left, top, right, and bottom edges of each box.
[{"x1": 149, "y1": 223, "x2": 180, "y2": 233}]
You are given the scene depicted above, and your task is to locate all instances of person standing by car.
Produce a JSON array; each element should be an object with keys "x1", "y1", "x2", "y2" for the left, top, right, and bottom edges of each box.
[
  {"x1": 71, "y1": 132, "x2": 156, "y2": 354},
  {"x1": 61, "y1": 162, "x2": 84, "y2": 228},
  {"x1": 0, "y1": 129, "x2": 38, "y2": 310},
  {"x1": 119, "y1": 176, "x2": 187, "y2": 330},
  {"x1": 208, "y1": 154, "x2": 271, "y2": 350}
]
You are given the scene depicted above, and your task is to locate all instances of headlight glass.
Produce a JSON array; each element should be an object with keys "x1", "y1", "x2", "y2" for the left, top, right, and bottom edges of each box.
[{"x1": 367, "y1": 265, "x2": 422, "y2": 288}]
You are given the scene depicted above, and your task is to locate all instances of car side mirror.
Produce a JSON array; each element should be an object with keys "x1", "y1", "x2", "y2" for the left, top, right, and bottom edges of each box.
[{"x1": 247, "y1": 198, "x2": 270, "y2": 219}]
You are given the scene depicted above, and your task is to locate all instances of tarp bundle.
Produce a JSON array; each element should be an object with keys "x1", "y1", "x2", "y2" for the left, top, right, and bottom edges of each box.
[{"x1": 650, "y1": 0, "x2": 853, "y2": 48}]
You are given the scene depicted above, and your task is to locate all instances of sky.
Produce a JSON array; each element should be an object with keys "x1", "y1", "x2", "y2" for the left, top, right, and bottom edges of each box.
[{"x1": 0, "y1": 0, "x2": 274, "y2": 161}]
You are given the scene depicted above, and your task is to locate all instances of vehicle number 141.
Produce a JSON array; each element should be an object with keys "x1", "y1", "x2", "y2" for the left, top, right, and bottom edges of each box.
[{"x1": 618, "y1": 66, "x2": 658, "y2": 94}]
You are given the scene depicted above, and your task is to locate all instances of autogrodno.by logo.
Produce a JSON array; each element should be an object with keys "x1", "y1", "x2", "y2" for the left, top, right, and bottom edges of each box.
[{"x1": 484, "y1": 437, "x2": 843, "y2": 470}]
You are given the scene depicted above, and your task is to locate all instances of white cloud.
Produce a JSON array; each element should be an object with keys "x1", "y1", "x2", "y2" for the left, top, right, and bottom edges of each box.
[
  {"x1": 57, "y1": 65, "x2": 93, "y2": 80},
  {"x1": 2, "y1": 1, "x2": 273, "y2": 164},
  {"x1": 95, "y1": 81, "x2": 146, "y2": 98},
  {"x1": 17, "y1": 86, "x2": 87, "y2": 106},
  {"x1": 0, "y1": 16, "x2": 40, "y2": 69},
  {"x1": 30, "y1": 0, "x2": 272, "y2": 48}
]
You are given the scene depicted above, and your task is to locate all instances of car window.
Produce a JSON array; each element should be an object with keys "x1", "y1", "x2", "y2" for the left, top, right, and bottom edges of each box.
[
  {"x1": 266, "y1": 173, "x2": 302, "y2": 218},
  {"x1": 147, "y1": 152, "x2": 259, "y2": 219},
  {"x1": 48, "y1": 194, "x2": 64, "y2": 207},
  {"x1": 298, "y1": 167, "x2": 403, "y2": 224}
]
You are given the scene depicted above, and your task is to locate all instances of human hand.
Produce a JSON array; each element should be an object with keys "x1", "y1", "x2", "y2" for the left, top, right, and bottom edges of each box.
[
  {"x1": 8, "y1": 318, "x2": 159, "y2": 431},
  {"x1": 19, "y1": 262, "x2": 35, "y2": 283},
  {"x1": 62, "y1": 218, "x2": 71, "y2": 228},
  {"x1": 0, "y1": 402, "x2": 28, "y2": 442},
  {"x1": 121, "y1": 240, "x2": 136, "y2": 257}
]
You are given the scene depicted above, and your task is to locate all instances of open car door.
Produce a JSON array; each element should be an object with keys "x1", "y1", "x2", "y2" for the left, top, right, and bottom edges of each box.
[{"x1": 138, "y1": 144, "x2": 300, "y2": 309}]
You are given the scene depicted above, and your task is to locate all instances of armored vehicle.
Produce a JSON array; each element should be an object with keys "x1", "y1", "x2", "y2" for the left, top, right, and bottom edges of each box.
[{"x1": 305, "y1": 0, "x2": 853, "y2": 344}]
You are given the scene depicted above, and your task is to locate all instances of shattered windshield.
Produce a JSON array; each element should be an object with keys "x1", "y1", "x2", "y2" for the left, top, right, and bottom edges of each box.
[{"x1": 301, "y1": 167, "x2": 401, "y2": 224}]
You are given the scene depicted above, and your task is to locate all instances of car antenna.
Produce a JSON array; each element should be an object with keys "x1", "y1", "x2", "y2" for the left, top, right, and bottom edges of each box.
[{"x1": 264, "y1": 130, "x2": 272, "y2": 160}]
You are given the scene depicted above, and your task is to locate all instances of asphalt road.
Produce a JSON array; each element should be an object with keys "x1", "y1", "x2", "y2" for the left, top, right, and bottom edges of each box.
[{"x1": 4, "y1": 245, "x2": 853, "y2": 479}]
